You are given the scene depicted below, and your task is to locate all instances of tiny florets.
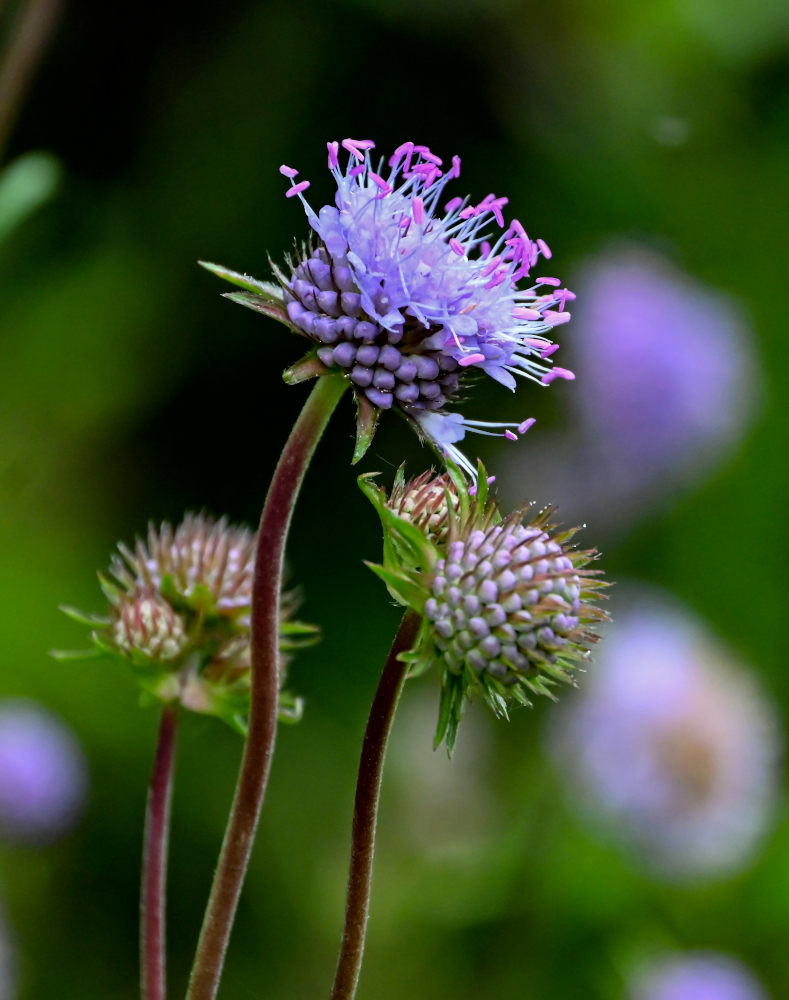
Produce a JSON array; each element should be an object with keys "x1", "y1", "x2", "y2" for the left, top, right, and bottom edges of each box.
[
  {"x1": 275, "y1": 140, "x2": 575, "y2": 476},
  {"x1": 424, "y1": 518, "x2": 586, "y2": 685},
  {"x1": 59, "y1": 513, "x2": 316, "y2": 729},
  {"x1": 361, "y1": 467, "x2": 606, "y2": 751},
  {"x1": 203, "y1": 139, "x2": 576, "y2": 480},
  {"x1": 387, "y1": 470, "x2": 460, "y2": 546}
]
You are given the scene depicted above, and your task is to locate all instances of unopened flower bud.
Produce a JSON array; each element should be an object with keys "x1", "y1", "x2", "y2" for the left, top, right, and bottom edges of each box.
[
  {"x1": 387, "y1": 470, "x2": 460, "y2": 546},
  {"x1": 59, "y1": 513, "x2": 318, "y2": 730},
  {"x1": 361, "y1": 467, "x2": 607, "y2": 751}
]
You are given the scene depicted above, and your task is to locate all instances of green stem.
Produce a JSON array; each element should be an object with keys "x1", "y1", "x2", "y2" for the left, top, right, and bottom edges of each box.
[
  {"x1": 186, "y1": 374, "x2": 348, "y2": 1000},
  {"x1": 330, "y1": 609, "x2": 421, "y2": 1000},
  {"x1": 141, "y1": 704, "x2": 179, "y2": 1000}
]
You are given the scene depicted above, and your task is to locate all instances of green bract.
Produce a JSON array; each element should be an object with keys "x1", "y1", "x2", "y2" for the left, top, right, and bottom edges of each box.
[
  {"x1": 56, "y1": 513, "x2": 318, "y2": 734},
  {"x1": 361, "y1": 466, "x2": 607, "y2": 752}
]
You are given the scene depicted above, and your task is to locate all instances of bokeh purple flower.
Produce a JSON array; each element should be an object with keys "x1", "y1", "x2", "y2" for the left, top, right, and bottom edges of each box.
[
  {"x1": 499, "y1": 244, "x2": 760, "y2": 527},
  {"x1": 0, "y1": 699, "x2": 88, "y2": 845},
  {"x1": 630, "y1": 951, "x2": 769, "y2": 1000},
  {"x1": 548, "y1": 592, "x2": 780, "y2": 879},
  {"x1": 274, "y1": 139, "x2": 576, "y2": 475}
]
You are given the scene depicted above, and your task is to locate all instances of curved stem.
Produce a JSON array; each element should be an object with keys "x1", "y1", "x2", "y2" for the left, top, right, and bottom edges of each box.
[
  {"x1": 141, "y1": 704, "x2": 179, "y2": 1000},
  {"x1": 186, "y1": 374, "x2": 348, "y2": 1000},
  {"x1": 331, "y1": 609, "x2": 421, "y2": 1000},
  {"x1": 0, "y1": 0, "x2": 64, "y2": 161}
]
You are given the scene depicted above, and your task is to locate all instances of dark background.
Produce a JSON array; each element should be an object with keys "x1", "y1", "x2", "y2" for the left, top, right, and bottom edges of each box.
[{"x1": 1, "y1": 0, "x2": 787, "y2": 996}]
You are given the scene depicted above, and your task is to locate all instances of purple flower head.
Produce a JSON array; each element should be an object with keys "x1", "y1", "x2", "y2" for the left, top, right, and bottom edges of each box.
[
  {"x1": 206, "y1": 139, "x2": 574, "y2": 479},
  {"x1": 278, "y1": 139, "x2": 576, "y2": 474},
  {"x1": 572, "y1": 245, "x2": 757, "y2": 474},
  {"x1": 0, "y1": 699, "x2": 88, "y2": 845},
  {"x1": 630, "y1": 952, "x2": 769, "y2": 1000},
  {"x1": 549, "y1": 591, "x2": 781, "y2": 879}
]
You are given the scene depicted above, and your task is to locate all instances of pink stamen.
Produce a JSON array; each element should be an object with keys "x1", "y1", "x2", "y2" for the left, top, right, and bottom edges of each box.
[
  {"x1": 412, "y1": 197, "x2": 425, "y2": 225},
  {"x1": 449, "y1": 238, "x2": 465, "y2": 257},
  {"x1": 342, "y1": 138, "x2": 375, "y2": 160},
  {"x1": 540, "y1": 343, "x2": 560, "y2": 359},
  {"x1": 389, "y1": 141, "x2": 413, "y2": 167},
  {"x1": 512, "y1": 306, "x2": 541, "y2": 321},
  {"x1": 480, "y1": 241, "x2": 492, "y2": 258},
  {"x1": 279, "y1": 164, "x2": 298, "y2": 178},
  {"x1": 458, "y1": 352, "x2": 486, "y2": 367},
  {"x1": 413, "y1": 145, "x2": 442, "y2": 165},
  {"x1": 451, "y1": 154, "x2": 461, "y2": 177},
  {"x1": 286, "y1": 180, "x2": 310, "y2": 197},
  {"x1": 445, "y1": 196, "x2": 463, "y2": 212},
  {"x1": 542, "y1": 367, "x2": 575, "y2": 384},
  {"x1": 538, "y1": 276, "x2": 561, "y2": 287},
  {"x1": 459, "y1": 206, "x2": 477, "y2": 220},
  {"x1": 537, "y1": 238, "x2": 552, "y2": 259},
  {"x1": 511, "y1": 219, "x2": 528, "y2": 241},
  {"x1": 411, "y1": 163, "x2": 442, "y2": 186},
  {"x1": 518, "y1": 418, "x2": 536, "y2": 434},
  {"x1": 504, "y1": 430, "x2": 518, "y2": 441},
  {"x1": 481, "y1": 256, "x2": 502, "y2": 277},
  {"x1": 369, "y1": 171, "x2": 392, "y2": 194},
  {"x1": 327, "y1": 141, "x2": 339, "y2": 169},
  {"x1": 349, "y1": 164, "x2": 365, "y2": 178},
  {"x1": 485, "y1": 271, "x2": 507, "y2": 290},
  {"x1": 543, "y1": 310, "x2": 571, "y2": 326}
]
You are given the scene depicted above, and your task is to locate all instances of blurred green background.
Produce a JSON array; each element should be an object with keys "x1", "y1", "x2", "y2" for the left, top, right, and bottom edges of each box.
[{"x1": 1, "y1": 0, "x2": 788, "y2": 996}]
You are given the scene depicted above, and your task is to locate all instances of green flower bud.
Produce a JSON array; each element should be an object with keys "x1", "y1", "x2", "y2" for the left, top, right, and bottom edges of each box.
[
  {"x1": 58, "y1": 513, "x2": 318, "y2": 732},
  {"x1": 361, "y1": 467, "x2": 607, "y2": 752}
]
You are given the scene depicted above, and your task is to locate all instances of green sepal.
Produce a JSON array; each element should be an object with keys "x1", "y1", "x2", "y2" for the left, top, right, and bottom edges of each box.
[
  {"x1": 159, "y1": 574, "x2": 219, "y2": 621},
  {"x1": 222, "y1": 291, "x2": 290, "y2": 327},
  {"x1": 198, "y1": 261, "x2": 284, "y2": 301},
  {"x1": 358, "y1": 472, "x2": 439, "y2": 573},
  {"x1": 435, "y1": 671, "x2": 466, "y2": 755},
  {"x1": 280, "y1": 620, "x2": 321, "y2": 638},
  {"x1": 364, "y1": 562, "x2": 426, "y2": 612},
  {"x1": 279, "y1": 619, "x2": 321, "y2": 652},
  {"x1": 398, "y1": 619, "x2": 436, "y2": 678},
  {"x1": 58, "y1": 605, "x2": 110, "y2": 627},
  {"x1": 277, "y1": 691, "x2": 304, "y2": 724},
  {"x1": 224, "y1": 714, "x2": 248, "y2": 737},
  {"x1": 97, "y1": 572, "x2": 122, "y2": 607},
  {"x1": 50, "y1": 646, "x2": 104, "y2": 661},
  {"x1": 283, "y1": 351, "x2": 328, "y2": 385},
  {"x1": 353, "y1": 393, "x2": 379, "y2": 464},
  {"x1": 444, "y1": 459, "x2": 470, "y2": 525}
]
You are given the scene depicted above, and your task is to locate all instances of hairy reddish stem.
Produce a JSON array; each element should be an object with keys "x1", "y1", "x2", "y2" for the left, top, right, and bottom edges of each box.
[
  {"x1": 141, "y1": 704, "x2": 179, "y2": 1000},
  {"x1": 331, "y1": 609, "x2": 421, "y2": 1000},
  {"x1": 186, "y1": 374, "x2": 348, "y2": 1000}
]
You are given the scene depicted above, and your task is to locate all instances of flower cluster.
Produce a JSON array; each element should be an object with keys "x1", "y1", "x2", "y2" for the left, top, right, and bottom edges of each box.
[
  {"x1": 0, "y1": 699, "x2": 88, "y2": 845},
  {"x1": 629, "y1": 952, "x2": 768, "y2": 1000},
  {"x1": 202, "y1": 138, "x2": 575, "y2": 478},
  {"x1": 548, "y1": 593, "x2": 781, "y2": 878},
  {"x1": 362, "y1": 467, "x2": 606, "y2": 751},
  {"x1": 60, "y1": 514, "x2": 317, "y2": 731}
]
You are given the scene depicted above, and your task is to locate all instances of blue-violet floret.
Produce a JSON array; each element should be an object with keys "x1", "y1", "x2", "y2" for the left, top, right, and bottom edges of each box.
[{"x1": 277, "y1": 138, "x2": 575, "y2": 476}]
